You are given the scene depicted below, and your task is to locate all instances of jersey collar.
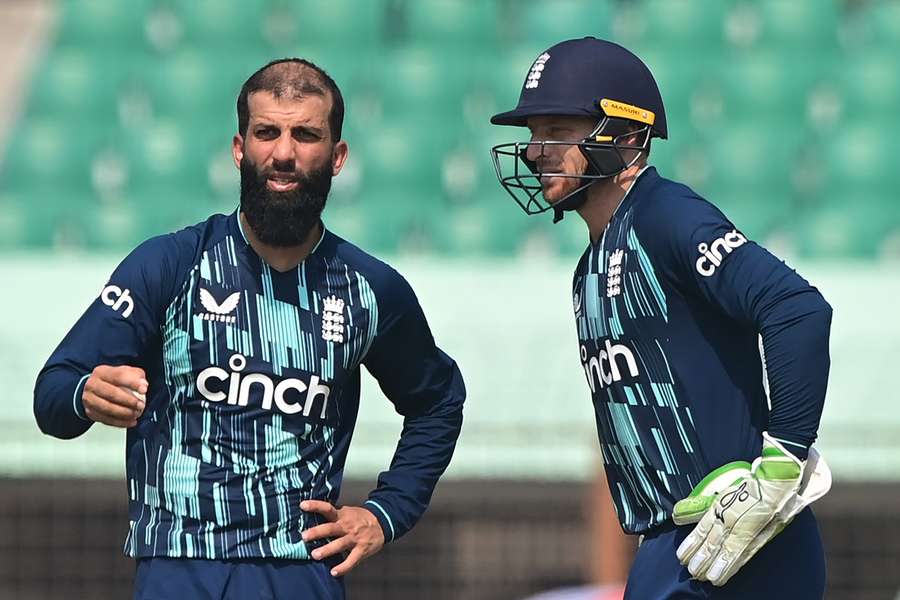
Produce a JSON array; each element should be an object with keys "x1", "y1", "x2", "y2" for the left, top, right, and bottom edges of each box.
[{"x1": 231, "y1": 209, "x2": 331, "y2": 264}]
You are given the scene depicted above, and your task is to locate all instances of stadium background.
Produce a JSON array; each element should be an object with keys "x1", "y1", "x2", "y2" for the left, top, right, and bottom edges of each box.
[{"x1": 0, "y1": 0, "x2": 898, "y2": 598}]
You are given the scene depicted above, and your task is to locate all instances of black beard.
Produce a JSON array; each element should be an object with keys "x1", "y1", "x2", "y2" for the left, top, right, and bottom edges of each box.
[{"x1": 239, "y1": 157, "x2": 333, "y2": 247}]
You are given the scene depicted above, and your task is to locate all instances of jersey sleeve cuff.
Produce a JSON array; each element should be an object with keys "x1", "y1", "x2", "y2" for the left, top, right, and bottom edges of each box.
[
  {"x1": 73, "y1": 374, "x2": 91, "y2": 421},
  {"x1": 363, "y1": 499, "x2": 396, "y2": 543},
  {"x1": 767, "y1": 432, "x2": 810, "y2": 460}
]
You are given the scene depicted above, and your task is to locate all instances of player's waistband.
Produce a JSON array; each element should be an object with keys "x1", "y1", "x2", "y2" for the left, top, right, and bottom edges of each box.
[
  {"x1": 637, "y1": 518, "x2": 679, "y2": 547},
  {"x1": 134, "y1": 556, "x2": 345, "y2": 600}
]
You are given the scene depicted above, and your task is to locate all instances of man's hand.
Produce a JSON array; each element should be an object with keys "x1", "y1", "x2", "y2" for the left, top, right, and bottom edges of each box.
[
  {"x1": 672, "y1": 432, "x2": 831, "y2": 586},
  {"x1": 301, "y1": 500, "x2": 385, "y2": 577},
  {"x1": 82, "y1": 365, "x2": 147, "y2": 428}
]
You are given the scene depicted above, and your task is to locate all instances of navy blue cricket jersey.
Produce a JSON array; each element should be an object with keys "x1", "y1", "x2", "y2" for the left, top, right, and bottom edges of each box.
[
  {"x1": 573, "y1": 167, "x2": 831, "y2": 534},
  {"x1": 34, "y1": 210, "x2": 465, "y2": 559}
]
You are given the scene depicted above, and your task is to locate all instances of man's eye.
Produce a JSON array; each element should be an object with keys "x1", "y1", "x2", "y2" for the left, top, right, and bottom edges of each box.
[{"x1": 294, "y1": 130, "x2": 319, "y2": 141}]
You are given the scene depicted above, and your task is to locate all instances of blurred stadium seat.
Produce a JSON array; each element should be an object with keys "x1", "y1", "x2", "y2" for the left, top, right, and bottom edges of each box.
[
  {"x1": 824, "y1": 121, "x2": 900, "y2": 191},
  {"x1": 838, "y1": 51, "x2": 900, "y2": 114},
  {"x1": 726, "y1": 0, "x2": 842, "y2": 50},
  {"x1": 27, "y1": 47, "x2": 128, "y2": 118},
  {"x1": 173, "y1": 0, "x2": 269, "y2": 49},
  {"x1": 404, "y1": 0, "x2": 502, "y2": 45},
  {"x1": 840, "y1": 0, "x2": 900, "y2": 50},
  {"x1": 716, "y1": 52, "x2": 829, "y2": 124},
  {"x1": 274, "y1": 0, "x2": 384, "y2": 49},
  {"x1": 2, "y1": 117, "x2": 111, "y2": 193},
  {"x1": 615, "y1": 0, "x2": 726, "y2": 50},
  {"x1": 4, "y1": 0, "x2": 894, "y2": 259},
  {"x1": 515, "y1": 0, "x2": 613, "y2": 50},
  {"x1": 138, "y1": 50, "x2": 243, "y2": 121},
  {"x1": 54, "y1": 0, "x2": 152, "y2": 47},
  {"x1": 797, "y1": 197, "x2": 900, "y2": 259}
]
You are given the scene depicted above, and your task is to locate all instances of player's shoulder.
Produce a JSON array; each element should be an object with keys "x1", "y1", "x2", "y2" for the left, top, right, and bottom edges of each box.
[
  {"x1": 631, "y1": 167, "x2": 732, "y2": 238},
  {"x1": 119, "y1": 212, "x2": 232, "y2": 281},
  {"x1": 324, "y1": 228, "x2": 415, "y2": 301},
  {"x1": 178, "y1": 211, "x2": 235, "y2": 255},
  {"x1": 136, "y1": 210, "x2": 224, "y2": 253}
]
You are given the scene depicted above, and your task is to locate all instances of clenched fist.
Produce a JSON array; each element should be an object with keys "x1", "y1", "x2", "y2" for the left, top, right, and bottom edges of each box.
[{"x1": 82, "y1": 365, "x2": 147, "y2": 428}]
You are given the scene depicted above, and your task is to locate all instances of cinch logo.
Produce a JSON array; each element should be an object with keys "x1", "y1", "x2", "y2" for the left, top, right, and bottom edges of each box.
[
  {"x1": 695, "y1": 230, "x2": 748, "y2": 277},
  {"x1": 580, "y1": 340, "x2": 640, "y2": 392},
  {"x1": 196, "y1": 353, "x2": 331, "y2": 418},
  {"x1": 100, "y1": 285, "x2": 134, "y2": 318},
  {"x1": 525, "y1": 52, "x2": 550, "y2": 89}
]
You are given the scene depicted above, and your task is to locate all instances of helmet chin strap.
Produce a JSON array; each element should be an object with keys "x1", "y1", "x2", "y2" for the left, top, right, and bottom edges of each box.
[
  {"x1": 551, "y1": 138, "x2": 648, "y2": 223},
  {"x1": 549, "y1": 163, "x2": 612, "y2": 223},
  {"x1": 551, "y1": 183, "x2": 592, "y2": 223}
]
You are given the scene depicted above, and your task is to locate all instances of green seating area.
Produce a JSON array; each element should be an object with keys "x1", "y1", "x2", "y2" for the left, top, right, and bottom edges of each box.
[{"x1": 0, "y1": 0, "x2": 898, "y2": 258}]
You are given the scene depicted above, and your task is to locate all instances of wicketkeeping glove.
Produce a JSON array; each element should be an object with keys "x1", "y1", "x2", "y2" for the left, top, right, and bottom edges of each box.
[{"x1": 671, "y1": 431, "x2": 832, "y2": 586}]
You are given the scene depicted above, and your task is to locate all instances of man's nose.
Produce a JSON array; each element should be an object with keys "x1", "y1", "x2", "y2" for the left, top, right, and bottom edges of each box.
[
  {"x1": 271, "y1": 132, "x2": 296, "y2": 164},
  {"x1": 524, "y1": 140, "x2": 545, "y2": 163}
]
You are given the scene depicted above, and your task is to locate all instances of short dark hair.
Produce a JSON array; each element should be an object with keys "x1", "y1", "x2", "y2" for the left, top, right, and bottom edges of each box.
[{"x1": 236, "y1": 58, "x2": 344, "y2": 142}]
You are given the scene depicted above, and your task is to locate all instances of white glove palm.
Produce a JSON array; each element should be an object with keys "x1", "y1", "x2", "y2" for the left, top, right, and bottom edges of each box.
[{"x1": 672, "y1": 432, "x2": 831, "y2": 586}]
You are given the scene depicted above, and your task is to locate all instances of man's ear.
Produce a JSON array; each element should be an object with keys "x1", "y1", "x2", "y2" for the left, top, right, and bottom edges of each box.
[
  {"x1": 232, "y1": 134, "x2": 244, "y2": 170},
  {"x1": 626, "y1": 126, "x2": 651, "y2": 148},
  {"x1": 331, "y1": 140, "x2": 349, "y2": 177}
]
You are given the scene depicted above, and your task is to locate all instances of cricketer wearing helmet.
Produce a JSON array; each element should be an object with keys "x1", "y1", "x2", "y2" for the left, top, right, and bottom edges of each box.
[{"x1": 491, "y1": 38, "x2": 833, "y2": 599}]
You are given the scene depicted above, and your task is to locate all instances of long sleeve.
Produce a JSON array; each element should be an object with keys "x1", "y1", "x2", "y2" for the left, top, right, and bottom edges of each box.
[
  {"x1": 361, "y1": 273, "x2": 465, "y2": 543},
  {"x1": 33, "y1": 235, "x2": 181, "y2": 439},
  {"x1": 638, "y1": 192, "x2": 832, "y2": 459}
]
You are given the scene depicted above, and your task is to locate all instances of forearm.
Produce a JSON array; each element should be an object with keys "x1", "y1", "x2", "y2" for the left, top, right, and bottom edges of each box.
[
  {"x1": 759, "y1": 289, "x2": 833, "y2": 458},
  {"x1": 33, "y1": 365, "x2": 93, "y2": 439},
  {"x1": 365, "y1": 366, "x2": 464, "y2": 542}
]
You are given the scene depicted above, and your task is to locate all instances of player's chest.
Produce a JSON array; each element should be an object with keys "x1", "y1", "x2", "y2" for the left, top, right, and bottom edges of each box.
[
  {"x1": 161, "y1": 266, "x2": 377, "y2": 414},
  {"x1": 185, "y1": 278, "x2": 370, "y2": 357},
  {"x1": 573, "y1": 233, "x2": 666, "y2": 342},
  {"x1": 574, "y1": 242, "x2": 632, "y2": 336}
]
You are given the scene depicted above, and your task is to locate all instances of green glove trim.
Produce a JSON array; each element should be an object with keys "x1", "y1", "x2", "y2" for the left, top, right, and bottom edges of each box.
[
  {"x1": 762, "y1": 446, "x2": 788, "y2": 459},
  {"x1": 756, "y1": 460, "x2": 802, "y2": 481},
  {"x1": 672, "y1": 461, "x2": 752, "y2": 525}
]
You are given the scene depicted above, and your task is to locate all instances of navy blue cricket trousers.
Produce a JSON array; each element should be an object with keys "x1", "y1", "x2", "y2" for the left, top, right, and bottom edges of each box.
[
  {"x1": 625, "y1": 507, "x2": 826, "y2": 599},
  {"x1": 134, "y1": 556, "x2": 345, "y2": 600}
]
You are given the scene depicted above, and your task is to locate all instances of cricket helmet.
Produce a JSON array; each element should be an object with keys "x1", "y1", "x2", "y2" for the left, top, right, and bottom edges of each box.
[{"x1": 490, "y1": 37, "x2": 667, "y2": 222}]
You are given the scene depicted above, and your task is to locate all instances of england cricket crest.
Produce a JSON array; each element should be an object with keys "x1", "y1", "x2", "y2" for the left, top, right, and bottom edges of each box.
[
  {"x1": 321, "y1": 295, "x2": 345, "y2": 343},
  {"x1": 607, "y1": 248, "x2": 624, "y2": 298}
]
